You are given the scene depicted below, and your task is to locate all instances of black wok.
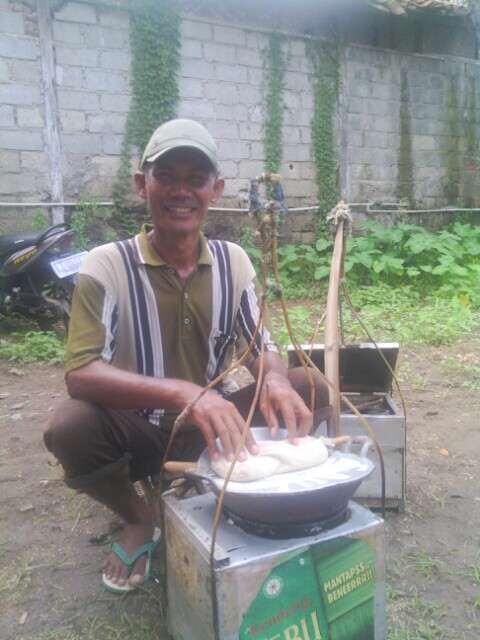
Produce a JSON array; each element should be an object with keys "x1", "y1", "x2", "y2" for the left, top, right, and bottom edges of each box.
[{"x1": 184, "y1": 428, "x2": 374, "y2": 525}]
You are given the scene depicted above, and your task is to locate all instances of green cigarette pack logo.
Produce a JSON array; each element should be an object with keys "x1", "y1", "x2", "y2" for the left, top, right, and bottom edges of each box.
[{"x1": 240, "y1": 538, "x2": 375, "y2": 640}]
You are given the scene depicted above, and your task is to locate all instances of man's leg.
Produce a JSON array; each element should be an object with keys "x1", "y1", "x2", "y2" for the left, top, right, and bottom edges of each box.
[{"x1": 44, "y1": 399, "x2": 204, "y2": 589}]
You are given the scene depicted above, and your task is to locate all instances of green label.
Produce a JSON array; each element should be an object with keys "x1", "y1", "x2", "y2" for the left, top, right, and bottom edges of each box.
[{"x1": 240, "y1": 538, "x2": 375, "y2": 640}]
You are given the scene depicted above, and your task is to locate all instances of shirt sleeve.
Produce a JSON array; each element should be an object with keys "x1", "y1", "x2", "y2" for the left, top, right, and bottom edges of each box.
[
  {"x1": 234, "y1": 278, "x2": 278, "y2": 367},
  {"x1": 65, "y1": 273, "x2": 118, "y2": 373}
]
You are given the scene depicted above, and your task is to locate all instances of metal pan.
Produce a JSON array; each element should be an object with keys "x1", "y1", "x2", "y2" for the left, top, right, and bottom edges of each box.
[{"x1": 184, "y1": 427, "x2": 375, "y2": 525}]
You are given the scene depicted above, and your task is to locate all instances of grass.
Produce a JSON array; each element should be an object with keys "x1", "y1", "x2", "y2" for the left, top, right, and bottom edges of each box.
[
  {"x1": 0, "y1": 331, "x2": 65, "y2": 364},
  {"x1": 388, "y1": 587, "x2": 447, "y2": 639},
  {"x1": 268, "y1": 286, "x2": 480, "y2": 351},
  {"x1": 36, "y1": 613, "x2": 166, "y2": 640}
]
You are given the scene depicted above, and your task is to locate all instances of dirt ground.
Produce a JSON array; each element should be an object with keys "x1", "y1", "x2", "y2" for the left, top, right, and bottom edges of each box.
[{"x1": 1, "y1": 340, "x2": 479, "y2": 640}]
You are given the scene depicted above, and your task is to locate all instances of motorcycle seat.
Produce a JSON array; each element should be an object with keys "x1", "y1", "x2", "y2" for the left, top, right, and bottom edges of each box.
[{"x1": 0, "y1": 231, "x2": 44, "y2": 258}]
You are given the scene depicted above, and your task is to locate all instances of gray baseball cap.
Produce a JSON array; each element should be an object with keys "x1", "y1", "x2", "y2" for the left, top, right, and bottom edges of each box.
[{"x1": 140, "y1": 118, "x2": 218, "y2": 170}]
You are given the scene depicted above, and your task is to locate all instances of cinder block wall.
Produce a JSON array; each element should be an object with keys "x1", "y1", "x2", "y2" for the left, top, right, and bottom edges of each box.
[{"x1": 1, "y1": 0, "x2": 480, "y2": 234}]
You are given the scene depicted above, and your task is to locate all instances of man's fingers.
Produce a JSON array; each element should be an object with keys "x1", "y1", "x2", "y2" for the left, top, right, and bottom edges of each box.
[
  {"x1": 295, "y1": 401, "x2": 313, "y2": 436},
  {"x1": 231, "y1": 410, "x2": 258, "y2": 455},
  {"x1": 200, "y1": 422, "x2": 220, "y2": 460},
  {"x1": 278, "y1": 404, "x2": 298, "y2": 443},
  {"x1": 211, "y1": 415, "x2": 235, "y2": 460}
]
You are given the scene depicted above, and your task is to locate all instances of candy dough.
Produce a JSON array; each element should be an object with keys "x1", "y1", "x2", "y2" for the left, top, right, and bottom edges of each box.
[{"x1": 211, "y1": 436, "x2": 329, "y2": 482}]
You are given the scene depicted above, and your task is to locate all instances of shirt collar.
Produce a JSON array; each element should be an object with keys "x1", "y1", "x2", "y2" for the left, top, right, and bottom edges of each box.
[{"x1": 136, "y1": 224, "x2": 213, "y2": 267}]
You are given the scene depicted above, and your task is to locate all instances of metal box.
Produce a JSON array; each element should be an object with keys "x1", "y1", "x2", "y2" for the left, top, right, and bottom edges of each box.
[
  {"x1": 164, "y1": 492, "x2": 386, "y2": 640},
  {"x1": 287, "y1": 343, "x2": 406, "y2": 511}
]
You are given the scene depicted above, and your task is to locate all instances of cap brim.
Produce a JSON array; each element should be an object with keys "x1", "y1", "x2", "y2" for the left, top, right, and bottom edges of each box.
[{"x1": 142, "y1": 140, "x2": 217, "y2": 170}]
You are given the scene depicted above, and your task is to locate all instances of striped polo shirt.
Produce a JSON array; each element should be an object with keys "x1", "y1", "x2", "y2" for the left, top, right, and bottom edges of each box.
[{"x1": 66, "y1": 227, "x2": 275, "y2": 426}]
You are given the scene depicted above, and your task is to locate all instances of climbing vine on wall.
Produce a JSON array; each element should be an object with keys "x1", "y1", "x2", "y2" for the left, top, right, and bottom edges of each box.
[
  {"x1": 306, "y1": 39, "x2": 340, "y2": 233},
  {"x1": 112, "y1": 0, "x2": 181, "y2": 229},
  {"x1": 263, "y1": 32, "x2": 286, "y2": 174},
  {"x1": 396, "y1": 69, "x2": 414, "y2": 207},
  {"x1": 443, "y1": 76, "x2": 461, "y2": 204}
]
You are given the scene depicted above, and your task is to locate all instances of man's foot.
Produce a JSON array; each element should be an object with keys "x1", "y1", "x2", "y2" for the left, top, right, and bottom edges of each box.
[{"x1": 102, "y1": 523, "x2": 159, "y2": 591}]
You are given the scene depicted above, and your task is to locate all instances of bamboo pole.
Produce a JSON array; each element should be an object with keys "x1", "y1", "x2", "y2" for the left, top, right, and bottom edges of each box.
[{"x1": 324, "y1": 218, "x2": 344, "y2": 436}]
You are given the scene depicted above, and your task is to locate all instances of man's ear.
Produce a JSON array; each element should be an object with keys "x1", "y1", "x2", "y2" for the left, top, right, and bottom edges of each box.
[
  {"x1": 134, "y1": 171, "x2": 147, "y2": 200},
  {"x1": 211, "y1": 176, "x2": 225, "y2": 204}
]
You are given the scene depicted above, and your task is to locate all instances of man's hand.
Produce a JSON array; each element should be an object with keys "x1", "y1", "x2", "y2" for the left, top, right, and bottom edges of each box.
[
  {"x1": 259, "y1": 371, "x2": 312, "y2": 441},
  {"x1": 188, "y1": 389, "x2": 258, "y2": 461}
]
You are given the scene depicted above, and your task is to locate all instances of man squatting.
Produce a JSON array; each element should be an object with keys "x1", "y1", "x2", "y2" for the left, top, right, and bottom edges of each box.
[{"x1": 44, "y1": 119, "x2": 329, "y2": 593}]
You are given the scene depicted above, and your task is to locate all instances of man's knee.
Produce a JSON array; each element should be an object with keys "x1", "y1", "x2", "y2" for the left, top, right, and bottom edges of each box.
[{"x1": 44, "y1": 398, "x2": 100, "y2": 459}]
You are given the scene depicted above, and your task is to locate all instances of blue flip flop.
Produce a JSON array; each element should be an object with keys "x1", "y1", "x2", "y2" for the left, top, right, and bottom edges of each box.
[{"x1": 102, "y1": 527, "x2": 161, "y2": 594}]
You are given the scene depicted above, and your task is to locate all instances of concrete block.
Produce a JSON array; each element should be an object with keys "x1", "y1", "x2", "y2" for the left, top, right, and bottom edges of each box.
[
  {"x1": 83, "y1": 69, "x2": 128, "y2": 93},
  {"x1": 0, "y1": 104, "x2": 14, "y2": 126},
  {"x1": 20, "y1": 151, "x2": 47, "y2": 172},
  {"x1": 98, "y1": 9, "x2": 129, "y2": 29},
  {"x1": 250, "y1": 142, "x2": 264, "y2": 160},
  {"x1": 300, "y1": 127, "x2": 311, "y2": 145},
  {"x1": 63, "y1": 132, "x2": 102, "y2": 154},
  {"x1": 239, "y1": 121, "x2": 262, "y2": 141},
  {"x1": 102, "y1": 134, "x2": 123, "y2": 155},
  {"x1": 282, "y1": 126, "x2": 301, "y2": 144},
  {"x1": 88, "y1": 113, "x2": 126, "y2": 134},
  {"x1": 222, "y1": 177, "x2": 249, "y2": 198},
  {"x1": 60, "y1": 110, "x2": 86, "y2": 132},
  {"x1": 55, "y1": 2, "x2": 97, "y2": 24},
  {"x1": 284, "y1": 92, "x2": 301, "y2": 111},
  {"x1": 0, "y1": 10, "x2": 24, "y2": 34},
  {"x1": 363, "y1": 131, "x2": 389, "y2": 149},
  {"x1": 99, "y1": 26, "x2": 129, "y2": 48},
  {"x1": 17, "y1": 106, "x2": 43, "y2": 128},
  {"x1": 284, "y1": 108, "x2": 312, "y2": 127},
  {"x1": 237, "y1": 85, "x2": 261, "y2": 106},
  {"x1": 0, "y1": 150, "x2": 20, "y2": 171},
  {"x1": 1, "y1": 129, "x2": 43, "y2": 151},
  {"x1": 284, "y1": 71, "x2": 309, "y2": 92},
  {"x1": 56, "y1": 65, "x2": 83, "y2": 89},
  {"x1": 181, "y1": 19, "x2": 212, "y2": 41},
  {"x1": 301, "y1": 93, "x2": 314, "y2": 110},
  {"x1": 247, "y1": 67, "x2": 263, "y2": 86},
  {"x1": 178, "y1": 99, "x2": 216, "y2": 120},
  {"x1": 348, "y1": 97, "x2": 365, "y2": 114},
  {"x1": 0, "y1": 34, "x2": 38, "y2": 59},
  {"x1": 283, "y1": 144, "x2": 311, "y2": 162},
  {"x1": 236, "y1": 48, "x2": 262, "y2": 68},
  {"x1": 182, "y1": 39, "x2": 203, "y2": 60},
  {"x1": 213, "y1": 103, "x2": 247, "y2": 122},
  {"x1": 219, "y1": 160, "x2": 238, "y2": 179},
  {"x1": 246, "y1": 32, "x2": 259, "y2": 50},
  {"x1": 0, "y1": 83, "x2": 40, "y2": 106},
  {"x1": 215, "y1": 62, "x2": 247, "y2": 83},
  {"x1": 349, "y1": 81, "x2": 374, "y2": 99},
  {"x1": 203, "y1": 81, "x2": 238, "y2": 105},
  {"x1": 283, "y1": 179, "x2": 315, "y2": 198},
  {"x1": 9, "y1": 59, "x2": 40, "y2": 82},
  {"x1": 58, "y1": 89, "x2": 100, "y2": 111},
  {"x1": 213, "y1": 24, "x2": 245, "y2": 47},
  {"x1": 299, "y1": 162, "x2": 316, "y2": 180},
  {"x1": 179, "y1": 77, "x2": 204, "y2": 99},
  {"x1": 413, "y1": 135, "x2": 436, "y2": 151},
  {"x1": 348, "y1": 131, "x2": 364, "y2": 148},
  {"x1": 53, "y1": 21, "x2": 83, "y2": 45},
  {"x1": 247, "y1": 104, "x2": 263, "y2": 123},
  {"x1": 365, "y1": 99, "x2": 390, "y2": 117},
  {"x1": 181, "y1": 57, "x2": 213, "y2": 80},
  {"x1": 90, "y1": 155, "x2": 120, "y2": 176},
  {"x1": 218, "y1": 140, "x2": 250, "y2": 160},
  {"x1": 100, "y1": 50, "x2": 130, "y2": 71},
  {"x1": 55, "y1": 46, "x2": 98, "y2": 67},
  {"x1": 288, "y1": 39, "x2": 305, "y2": 57},
  {"x1": 0, "y1": 172, "x2": 36, "y2": 194},
  {"x1": 204, "y1": 42, "x2": 236, "y2": 64},
  {"x1": 0, "y1": 59, "x2": 8, "y2": 82},
  {"x1": 238, "y1": 160, "x2": 264, "y2": 179},
  {"x1": 205, "y1": 119, "x2": 238, "y2": 140},
  {"x1": 100, "y1": 93, "x2": 130, "y2": 112}
]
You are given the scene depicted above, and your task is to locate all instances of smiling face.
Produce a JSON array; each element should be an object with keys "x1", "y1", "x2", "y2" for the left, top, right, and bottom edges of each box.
[{"x1": 134, "y1": 148, "x2": 224, "y2": 239}]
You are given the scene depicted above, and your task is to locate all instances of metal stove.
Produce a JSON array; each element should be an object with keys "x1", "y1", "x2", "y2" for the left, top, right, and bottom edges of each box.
[{"x1": 164, "y1": 491, "x2": 386, "y2": 640}]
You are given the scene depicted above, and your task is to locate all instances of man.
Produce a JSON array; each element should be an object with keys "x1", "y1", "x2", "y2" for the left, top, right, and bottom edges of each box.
[{"x1": 44, "y1": 119, "x2": 328, "y2": 593}]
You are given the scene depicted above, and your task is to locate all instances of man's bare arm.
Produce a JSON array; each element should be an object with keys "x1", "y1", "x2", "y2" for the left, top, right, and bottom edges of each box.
[{"x1": 67, "y1": 360, "x2": 257, "y2": 459}]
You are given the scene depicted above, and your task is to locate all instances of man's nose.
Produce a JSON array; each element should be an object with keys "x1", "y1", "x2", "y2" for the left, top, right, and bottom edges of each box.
[{"x1": 169, "y1": 179, "x2": 191, "y2": 196}]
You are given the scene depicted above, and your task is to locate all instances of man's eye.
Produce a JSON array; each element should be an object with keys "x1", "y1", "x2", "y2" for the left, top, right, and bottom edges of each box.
[{"x1": 189, "y1": 176, "x2": 208, "y2": 187}]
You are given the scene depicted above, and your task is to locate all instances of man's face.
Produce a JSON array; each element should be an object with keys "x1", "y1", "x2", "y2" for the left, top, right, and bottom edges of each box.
[{"x1": 135, "y1": 148, "x2": 224, "y2": 237}]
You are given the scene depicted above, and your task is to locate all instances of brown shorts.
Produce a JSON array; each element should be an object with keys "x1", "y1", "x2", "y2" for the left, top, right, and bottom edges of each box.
[{"x1": 43, "y1": 399, "x2": 206, "y2": 490}]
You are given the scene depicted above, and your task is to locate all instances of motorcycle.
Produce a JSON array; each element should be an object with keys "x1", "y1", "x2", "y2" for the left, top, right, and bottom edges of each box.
[{"x1": 0, "y1": 223, "x2": 88, "y2": 331}]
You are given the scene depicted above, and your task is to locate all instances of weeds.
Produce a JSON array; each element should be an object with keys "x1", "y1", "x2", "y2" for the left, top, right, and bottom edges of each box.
[{"x1": 0, "y1": 331, "x2": 65, "y2": 364}]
